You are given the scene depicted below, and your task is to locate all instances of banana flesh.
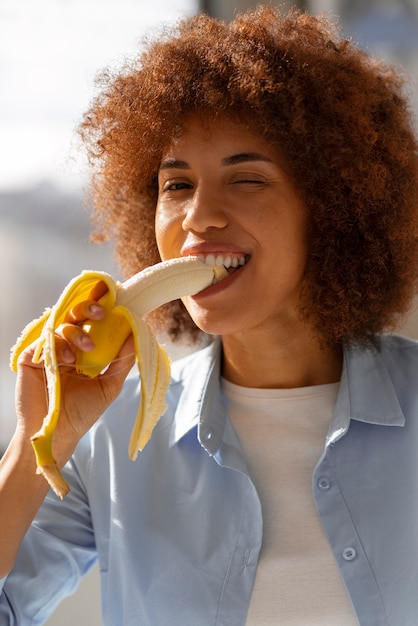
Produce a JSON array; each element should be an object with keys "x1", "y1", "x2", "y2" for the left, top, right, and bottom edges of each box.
[{"x1": 10, "y1": 257, "x2": 227, "y2": 499}]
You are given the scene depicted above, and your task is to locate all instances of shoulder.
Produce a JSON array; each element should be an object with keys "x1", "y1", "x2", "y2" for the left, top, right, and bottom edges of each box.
[
  {"x1": 378, "y1": 332, "x2": 418, "y2": 351},
  {"x1": 373, "y1": 334, "x2": 418, "y2": 421},
  {"x1": 347, "y1": 333, "x2": 418, "y2": 372},
  {"x1": 342, "y1": 334, "x2": 418, "y2": 428},
  {"x1": 376, "y1": 333, "x2": 418, "y2": 373}
]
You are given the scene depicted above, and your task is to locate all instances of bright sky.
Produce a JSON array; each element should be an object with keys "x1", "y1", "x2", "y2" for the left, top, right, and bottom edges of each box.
[{"x1": 0, "y1": 0, "x2": 197, "y2": 191}]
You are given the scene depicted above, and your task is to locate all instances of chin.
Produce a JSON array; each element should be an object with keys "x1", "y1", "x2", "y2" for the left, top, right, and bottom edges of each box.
[
  {"x1": 190, "y1": 314, "x2": 244, "y2": 338},
  {"x1": 183, "y1": 298, "x2": 250, "y2": 338},
  {"x1": 192, "y1": 318, "x2": 228, "y2": 337}
]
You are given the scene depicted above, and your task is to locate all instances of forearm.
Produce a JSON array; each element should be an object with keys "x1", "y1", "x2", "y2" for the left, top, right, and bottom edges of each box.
[
  {"x1": 0, "y1": 431, "x2": 70, "y2": 578},
  {"x1": 1, "y1": 312, "x2": 133, "y2": 577}
]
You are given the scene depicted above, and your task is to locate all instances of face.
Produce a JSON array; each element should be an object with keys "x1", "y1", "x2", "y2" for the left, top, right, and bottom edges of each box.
[{"x1": 155, "y1": 116, "x2": 308, "y2": 339}]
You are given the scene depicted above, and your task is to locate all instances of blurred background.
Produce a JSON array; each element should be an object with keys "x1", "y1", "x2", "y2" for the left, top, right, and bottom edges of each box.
[{"x1": 1, "y1": 0, "x2": 417, "y2": 623}]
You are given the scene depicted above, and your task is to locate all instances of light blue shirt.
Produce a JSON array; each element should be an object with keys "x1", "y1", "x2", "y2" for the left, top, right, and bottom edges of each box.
[{"x1": 1, "y1": 334, "x2": 418, "y2": 625}]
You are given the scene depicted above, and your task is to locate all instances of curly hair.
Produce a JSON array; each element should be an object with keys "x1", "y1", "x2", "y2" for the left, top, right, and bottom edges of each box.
[{"x1": 78, "y1": 5, "x2": 418, "y2": 346}]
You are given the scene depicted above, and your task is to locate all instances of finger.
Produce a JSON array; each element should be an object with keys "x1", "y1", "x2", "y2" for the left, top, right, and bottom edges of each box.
[
  {"x1": 56, "y1": 323, "x2": 95, "y2": 352},
  {"x1": 16, "y1": 341, "x2": 46, "y2": 368},
  {"x1": 54, "y1": 336, "x2": 77, "y2": 365},
  {"x1": 16, "y1": 338, "x2": 76, "y2": 368},
  {"x1": 65, "y1": 300, "x2": 106, "y2": 324},
  {"x1": 89, "y1": 280, "x2": 108, "y2": 301},
  {"x1": 63, "y1": 280, "x2": 108, "y2": 324}
]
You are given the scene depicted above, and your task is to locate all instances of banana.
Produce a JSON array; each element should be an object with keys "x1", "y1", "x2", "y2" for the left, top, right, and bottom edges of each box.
[{"x1": 10, "y1": 257, "x2": 227, "y2": 499}]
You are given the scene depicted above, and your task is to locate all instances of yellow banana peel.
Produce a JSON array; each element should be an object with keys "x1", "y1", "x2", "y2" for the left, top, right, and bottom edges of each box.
[{"x1": 10, "y1": 257, "x2": 227, "y2": 499}]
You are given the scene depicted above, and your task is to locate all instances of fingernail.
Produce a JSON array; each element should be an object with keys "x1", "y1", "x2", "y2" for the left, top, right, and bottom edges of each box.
[
  {"x1": 88, "y1": 304, "x2": 103, "y2": 316},
  {"x1": 62, "y1": 347, "x2": 75, "y2": 363},
  {"x1": 79, "y1": 334, "x2": 94, "y2": 350}
]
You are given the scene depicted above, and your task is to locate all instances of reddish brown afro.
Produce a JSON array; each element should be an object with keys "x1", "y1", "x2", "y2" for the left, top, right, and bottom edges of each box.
[{"x1": 78, "y1": 5, "x2": 418, "y2": 346}]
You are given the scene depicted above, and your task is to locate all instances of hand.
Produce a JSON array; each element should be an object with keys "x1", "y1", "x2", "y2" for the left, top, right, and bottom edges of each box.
[{"x1": 14, "y1": 286, "x2": 135, "y2": 466}]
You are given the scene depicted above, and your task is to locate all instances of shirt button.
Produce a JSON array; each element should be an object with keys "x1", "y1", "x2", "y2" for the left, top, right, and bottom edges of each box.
[
  {"x1": 342, "y1": 547, "x2": 357, "y2": 561},
  {"x1": 317, "y1": 477, "x2": 331, "y2": 491}
]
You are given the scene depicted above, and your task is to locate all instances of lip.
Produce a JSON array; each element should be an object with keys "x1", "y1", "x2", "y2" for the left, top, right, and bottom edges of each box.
[
  {"x1": 190, "y1": 260, "x2": 247, "y2": 300},
  {"x1": 178, "y1": 243, "x2": 250, "y2": 299},
  {"x1": 181, "y1": 243, "x2": 249, "y2": 258}
]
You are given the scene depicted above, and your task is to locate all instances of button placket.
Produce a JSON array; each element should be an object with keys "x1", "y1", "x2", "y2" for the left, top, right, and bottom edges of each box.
[
  {"x1": 317, "y1": 476, "x2": 331, "y2": 491},
  {"x1": 342, "y1": 546, "x2": 357, "y2": 561}
]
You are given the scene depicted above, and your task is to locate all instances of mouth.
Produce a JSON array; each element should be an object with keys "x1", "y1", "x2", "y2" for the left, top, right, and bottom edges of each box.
[{"x1": 196, "y1": 253, "x2": 250, "y2": 283}]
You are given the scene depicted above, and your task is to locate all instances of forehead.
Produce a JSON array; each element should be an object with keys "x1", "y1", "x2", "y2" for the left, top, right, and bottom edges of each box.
[{"x1": 160, "y1": 115, "x2": 281, "y2": 164}]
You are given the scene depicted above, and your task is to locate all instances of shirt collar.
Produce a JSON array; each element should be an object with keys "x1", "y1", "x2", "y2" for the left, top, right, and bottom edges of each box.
[
  {"x1": 171, "y1": 337, "x2": 406, "y2": 450},
  {"x1": 170, "y1": 338, "x2": 224, "y2": 451},
  {"x1": 327, "y1": 341, "x2": 405, "y2": 445}
]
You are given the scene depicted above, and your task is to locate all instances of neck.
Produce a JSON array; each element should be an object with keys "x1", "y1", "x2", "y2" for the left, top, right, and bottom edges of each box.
[{"x1": 221, "y1": 327, "x2": 343, "y2": 389}]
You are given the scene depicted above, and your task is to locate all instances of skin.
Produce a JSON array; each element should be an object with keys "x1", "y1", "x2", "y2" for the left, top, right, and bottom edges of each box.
[
  {"x1": 156, "y1": 116, "x2": 342, "y2": 388},
  {"x1": 0, "y1": 114, "x2": 342, "y2": 577},
  {"x1": 0, "y1": 304, "x2": 134, "y2": 577}
]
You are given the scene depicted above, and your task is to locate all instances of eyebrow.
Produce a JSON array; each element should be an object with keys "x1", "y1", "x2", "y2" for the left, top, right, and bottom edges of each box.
[
  {"x1": 159, "y1": 152, "x2": 273, "y2": 171},
  {"x1": 159, "y1": 158, "x2": 189, "y2": 171},
  {"x1": 221, "y1": 152, "x2": 274, "y2": 166}
]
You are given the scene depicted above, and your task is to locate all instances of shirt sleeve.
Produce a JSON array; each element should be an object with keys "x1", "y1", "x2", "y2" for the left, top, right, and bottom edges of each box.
[{"x1": 0, "y1": 455, "x2": 97, "y2": 625}]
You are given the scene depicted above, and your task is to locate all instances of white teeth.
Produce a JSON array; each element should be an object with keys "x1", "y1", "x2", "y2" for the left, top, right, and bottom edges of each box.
[
  {"x1": 204, "y1": 254, "x2": 216, "y2": 267},
  {"x1": 195, "y1": 253, "x2": 247, "y2": 269}
]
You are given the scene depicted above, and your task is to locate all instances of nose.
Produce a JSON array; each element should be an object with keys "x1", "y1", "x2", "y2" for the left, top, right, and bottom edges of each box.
[{"x1": 181, "y1": 186, "x2": 228, "y2": 233}]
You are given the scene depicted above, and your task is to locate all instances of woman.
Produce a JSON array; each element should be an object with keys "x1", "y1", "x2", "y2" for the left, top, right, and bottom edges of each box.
[{"x1": 1, "y1": 5, "x2": 418, "y2": 625}]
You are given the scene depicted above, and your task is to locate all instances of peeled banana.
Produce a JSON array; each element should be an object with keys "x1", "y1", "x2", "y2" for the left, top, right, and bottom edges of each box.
[{"x1": 10, "y1": 257, "x2": 227, "y2": 499}]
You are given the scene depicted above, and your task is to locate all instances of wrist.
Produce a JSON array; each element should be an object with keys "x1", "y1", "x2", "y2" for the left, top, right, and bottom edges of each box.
[
  {"x1": 0, "y1": 431, "x2": 49, "y2": 496},
  {"x1": 12, "y1": 424, "x2": 76, "y2": 473}
]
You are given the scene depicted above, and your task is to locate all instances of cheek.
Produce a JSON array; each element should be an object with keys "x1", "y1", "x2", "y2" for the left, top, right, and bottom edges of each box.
[
  {"x1": 155, "y1": 206, "x2": 173, "y2": 259},
  {"x1": 155, "y1": 204, "x2": 186, "y2": 261}
]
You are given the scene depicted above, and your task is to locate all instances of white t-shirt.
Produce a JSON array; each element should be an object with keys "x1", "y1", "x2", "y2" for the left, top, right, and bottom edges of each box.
[{"x1": 221, "y1": 378, "x2": 359, "y2": 625}]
